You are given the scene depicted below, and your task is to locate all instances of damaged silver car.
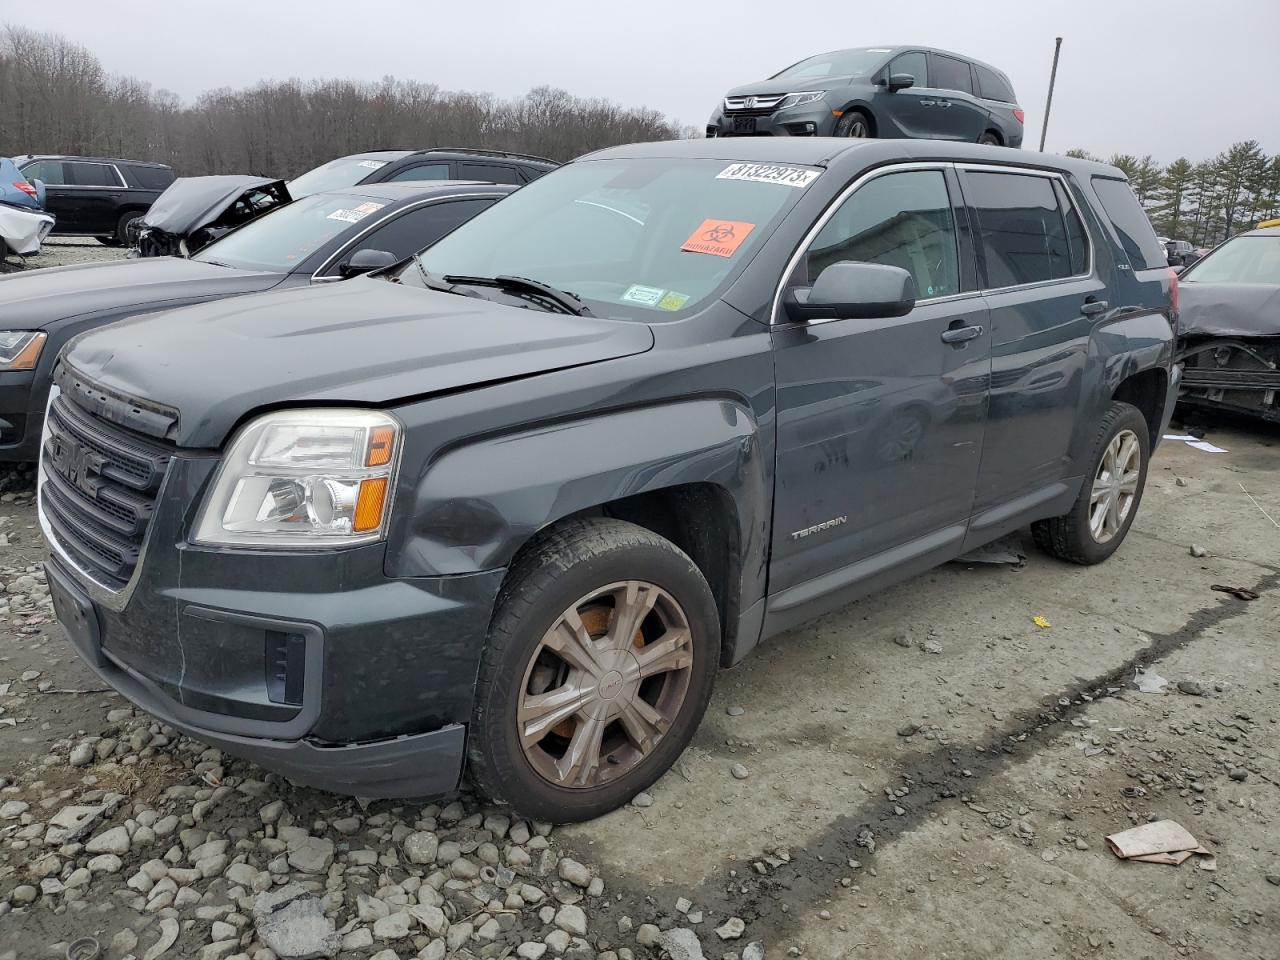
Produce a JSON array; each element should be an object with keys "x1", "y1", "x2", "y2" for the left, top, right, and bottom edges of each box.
[
  {"x1": 130, "y1": 175, "x2": 290, "y2": 258},
  {"x1": 1177, "y1": 224, "x2": 1280, "y2": 423}
]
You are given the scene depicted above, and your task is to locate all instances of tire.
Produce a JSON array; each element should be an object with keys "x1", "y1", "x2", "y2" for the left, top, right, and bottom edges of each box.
[
  {"x1": 1032, "y1": 401, "x2": 1150, "y2": 565},
  {"x1": 834, "y1": 110, "x2": 873, "y2": 138},
  {"x1": 979, "y1": 131, "x2": 1002, "y2": 146},
  {"x1": 114, "y1": 211, "x2": 144, "y2": 247},
  {"x1": 468, "y1": 517, "x2": 720, "y2": 822}
]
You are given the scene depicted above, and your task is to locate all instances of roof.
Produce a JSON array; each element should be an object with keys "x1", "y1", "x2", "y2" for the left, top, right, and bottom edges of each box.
[
  {"x1": 579, "y1": 137, "x2": 1125, "y2": 180},
  {"x1": 13, "y1": 154, "x2": 172, "y2": 168},
  {"x1": 316, "y1": 180, "x2": 515, "y2": 202},
  {"x1": 793, "y1": 45, "x2": 1013, "y2": 80}
]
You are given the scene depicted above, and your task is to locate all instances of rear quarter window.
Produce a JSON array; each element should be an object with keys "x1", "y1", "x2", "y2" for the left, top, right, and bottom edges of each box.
[
  {"x1": 1091, "y1": 177, "x2": 1167, "y2": 270},
  {"x1": 975, "y1": 64, "x2": 1017, "y2": 103},
  {"x1": 124, "y1": 165, "x2": 176, "y2": 190}
]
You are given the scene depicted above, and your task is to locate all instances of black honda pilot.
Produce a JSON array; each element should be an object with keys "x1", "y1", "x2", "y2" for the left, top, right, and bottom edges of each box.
[{"x1": 43, "y1": 138, "x2": 1176, "y2": 822}]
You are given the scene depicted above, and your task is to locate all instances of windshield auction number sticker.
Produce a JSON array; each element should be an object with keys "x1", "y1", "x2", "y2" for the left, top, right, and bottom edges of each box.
[
  {"x1": 681, "y1": 219, "x2": 755, "y2": 258},
  {"x1": 717, "y1": 163, "x2": 820, "y2": 188}
]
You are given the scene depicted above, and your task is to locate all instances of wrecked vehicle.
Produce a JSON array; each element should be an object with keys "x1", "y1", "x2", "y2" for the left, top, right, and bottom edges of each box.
[
  {"x1": 1177, "y1": 225, "x2": 1280, "y2": 423},
  {"x1": 0, "y1": 202, "x2": 55, "y2": 263},
  {"x1": 0, "y1": 181, "x2": 512, "y2": 460},
  {"x1": 42, "y1": 139, "x2": 1176, "y2": 822},
  {"x1": 288, "y1": 148, "x2": 558, "y2": 198},
  {"x1": 131, "y1": 175, "x2": 291, "y2": 257},
  {"x1": 1, "y1": 156, "x2": 46, "y2": 211}
]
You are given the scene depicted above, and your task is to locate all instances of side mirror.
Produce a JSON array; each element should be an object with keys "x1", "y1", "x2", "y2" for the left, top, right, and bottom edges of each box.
[
  {"x1": 338, "y1": 248, "x2": 398, "y2": 278},
  {"x1": 784, "y1": 262, "x2": 917, "y2": 322},
  {"x1": 887, "y1": 73, "x2": 915, "y2": 92}
]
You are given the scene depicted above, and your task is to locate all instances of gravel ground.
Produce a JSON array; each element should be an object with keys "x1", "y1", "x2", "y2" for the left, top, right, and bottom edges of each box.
[
  {"x1": 2, "y1": 237, "x2": 126, "y2": 273},
  {"x1": 0, "y1": 317, "x2": 1276, "y2": 956}
]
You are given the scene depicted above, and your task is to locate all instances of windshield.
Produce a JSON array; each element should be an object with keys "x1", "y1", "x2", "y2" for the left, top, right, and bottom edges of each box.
[
  {"x1": 194, "y1": 192, "x2": 391, "y2": 272},
  {"x1": 1182, "y1": 236, "x2": 1280, "y2": 285},
  {"x1": 288, "y1": 154, "x2": 408, "y2": 199},
  {"x1": 411, "y1": 158, "x2": 817, "y2": 318},
  {"x1": 772, "y1": 48, "x2": 892, "y2": 81}
]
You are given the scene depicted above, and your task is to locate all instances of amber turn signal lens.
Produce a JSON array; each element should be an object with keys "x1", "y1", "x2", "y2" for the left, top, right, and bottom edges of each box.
[
  {"x1": 353, "y1": 477, "x2": 388, "y2": 532},
  {"x1": 366, "y1": 425, "x2": 396, "y2": 466},
  {"x1": 9, "y1": 332, "x2": 46, "y2": 371}
]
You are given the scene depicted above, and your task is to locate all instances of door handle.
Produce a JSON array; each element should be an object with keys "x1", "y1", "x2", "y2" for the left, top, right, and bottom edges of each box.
[
  {"x1": 919, "y1": 99, "x2": 937, "y2": 107},
  {"x1": 1080, "y1": 299, "x2": 1109, "y2": 317},
  {"x1": 941, "y1": 323, "x2": 983, "y2": 344},
  {"x1": 935, "y1": 100, "x2": 952, "y2": 108}
]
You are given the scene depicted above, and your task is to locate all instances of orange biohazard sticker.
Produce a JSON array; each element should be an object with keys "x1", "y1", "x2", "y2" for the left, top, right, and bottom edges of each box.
[{"x1": 681, "y1": 219, "x2": 755, "y2": 258}]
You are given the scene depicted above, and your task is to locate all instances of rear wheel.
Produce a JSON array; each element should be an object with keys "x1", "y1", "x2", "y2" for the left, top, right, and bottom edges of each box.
[
  {"x1": 835, "y1": 110, "x2": 873, "y2": 138},
  {"x1": 1032, "y1": 401, "x2": 1149, "y2": 564},
  {"x1": 468, "y1": 518, "x2": 719, "y2": 822},
  {"x1": 114, "y1": 211, "x2": 144, "y2": 247},
  {"x1": 979, "y1": 130, "x2": 1002, "y2": 146}
]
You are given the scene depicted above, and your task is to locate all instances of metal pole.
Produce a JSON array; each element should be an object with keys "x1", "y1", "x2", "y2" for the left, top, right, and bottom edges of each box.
[{"x1": 1039, "y1": 37, "x2": 1062, "y2": 152}]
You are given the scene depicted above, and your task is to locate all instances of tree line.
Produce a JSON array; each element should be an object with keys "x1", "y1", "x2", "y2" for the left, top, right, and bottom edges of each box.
[
  {"x1": 0, "y1": 25, "x2": 696, "y2": 178},
  {"x1": 1066, "y1": 143, "x2": 1280, "y2": 247}
]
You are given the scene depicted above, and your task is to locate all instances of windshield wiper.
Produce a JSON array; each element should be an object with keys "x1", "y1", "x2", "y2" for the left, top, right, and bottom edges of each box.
[
  {"x1": 443, "y1": 274, "x2": 593, "y2": 317},
  {"x1": 411, "y1": 255, "x2": 463, "y2": 294}
]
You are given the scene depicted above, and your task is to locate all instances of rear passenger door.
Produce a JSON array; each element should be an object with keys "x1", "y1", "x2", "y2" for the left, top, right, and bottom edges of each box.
[
  {"x1": 63, "y1": 161, "x2": 127, "y2": 235},
  {"x1": 959, "y1": 166, "x2": 1104, "y2": 531},
  {"x1": 924, "y1": 54, "x2": 989, "y2": 142}
]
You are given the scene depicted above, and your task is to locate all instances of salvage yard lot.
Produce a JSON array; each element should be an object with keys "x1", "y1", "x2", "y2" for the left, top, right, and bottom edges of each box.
[{"x1": 0, "y1": 264, "x2": 1277, "y2": 958}]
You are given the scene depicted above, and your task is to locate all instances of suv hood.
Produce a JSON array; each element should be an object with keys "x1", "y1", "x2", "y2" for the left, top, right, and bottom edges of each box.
[
  {"x1": 0, "y1": 256, "x2": 283, "y2": 327},
  {"x1": 724, "y1": 78, "x2": 851, "y2": 98},
  {"x1": 62, "y1": 277, "x2": 656, "y2": 448},
  {"x1": 1178, "y1": 281, "x2": 1280, "y2": 339}
]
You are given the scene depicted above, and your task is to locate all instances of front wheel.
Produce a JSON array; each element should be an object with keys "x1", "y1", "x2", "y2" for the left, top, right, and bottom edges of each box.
[
  {"x1": 835, "y1": 111, "x2": 872, "y2": 138},
  {"x1": 468, "y1": 518, "x2": 720, "y2": 822},
  {"x1": 1033, "y1": 401, "x2": 1150, "y2": 564}
]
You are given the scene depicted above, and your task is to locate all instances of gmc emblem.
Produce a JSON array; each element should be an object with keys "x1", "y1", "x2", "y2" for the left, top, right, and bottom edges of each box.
[{"x1": 49, "y1": 435, "x2": 106, "y2": 499}]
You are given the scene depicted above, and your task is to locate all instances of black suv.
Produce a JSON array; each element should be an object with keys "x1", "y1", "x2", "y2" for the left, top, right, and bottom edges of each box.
[
  {"x1": 44, "y1": 139, "x2": 1177, "y2": 822},
  {"x1": 288, "y1": 147, "x2": 559, "y2": 198},
  {"x1": 708, "y1": 46, "x2": 1024, "y2": 147},
  {"x1": 14, "y1": 155, "x2": 175, "y2": 245}
]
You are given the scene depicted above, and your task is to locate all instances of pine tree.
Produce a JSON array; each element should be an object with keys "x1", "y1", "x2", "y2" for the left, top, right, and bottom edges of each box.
[{"x1": 1157, "y1": 158, "x2": 1195, "y2": 238}]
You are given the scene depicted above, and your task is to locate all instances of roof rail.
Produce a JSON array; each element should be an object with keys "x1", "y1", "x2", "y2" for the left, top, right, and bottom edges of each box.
[{"x1": 425, "y1": 147, "x2": 559, "y2": 165}]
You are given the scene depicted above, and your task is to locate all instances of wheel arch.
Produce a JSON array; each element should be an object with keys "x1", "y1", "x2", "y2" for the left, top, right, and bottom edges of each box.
[
  {"x1": 385, "y1": 398, "x2": 771, "y2": 663},
  {"x1": 836, "y1": 100, "x2": 877, "y2": 136},
  {"x1": 1112, "y1": 366, "x2": 1168, "y2": 450}
]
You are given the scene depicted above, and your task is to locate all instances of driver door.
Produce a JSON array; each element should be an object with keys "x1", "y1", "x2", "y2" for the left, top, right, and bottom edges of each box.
[{"x1": 768, "y1": 166, "x2": 990, "y2": 608}]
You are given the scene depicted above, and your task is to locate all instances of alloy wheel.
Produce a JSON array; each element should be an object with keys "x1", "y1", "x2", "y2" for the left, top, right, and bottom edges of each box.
[
  {"x1": 1089, "y1": 429, "x2": 1141, "y2": 543},
  {"x1": 517, "y1": 580, "x2": 693, "y2": 789}
]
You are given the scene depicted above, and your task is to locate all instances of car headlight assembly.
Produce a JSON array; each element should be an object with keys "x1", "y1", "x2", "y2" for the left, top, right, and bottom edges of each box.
[
  {"x1": 193, "y1": 409, "x2": 401, "y2": 548},
  {"x1": 0, "y1": 331, "x2": 46, "y2": 370},
  {"x1": 779, "y1": 91, "x2": 826, "y2": 109}
]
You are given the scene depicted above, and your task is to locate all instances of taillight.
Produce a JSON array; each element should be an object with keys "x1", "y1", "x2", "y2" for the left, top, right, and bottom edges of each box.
[
  {"x1": 1013, "y1": 108, "x2": 1025, "y2": 124},
  {"x1": 1168, "y1": 267, "x2": 1180, "y2": 318},
  {"x1": 13, "y1": 181, "x2": 37, "y2": 200}
]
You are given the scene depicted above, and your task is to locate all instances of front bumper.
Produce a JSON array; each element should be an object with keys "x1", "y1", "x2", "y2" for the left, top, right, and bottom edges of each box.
[
  {"x1": 707, "y1": 105, "x2": 837, "y2": 137},
  {"x1": 41, "y1": 450, "x2": 507, "y2": 798}
]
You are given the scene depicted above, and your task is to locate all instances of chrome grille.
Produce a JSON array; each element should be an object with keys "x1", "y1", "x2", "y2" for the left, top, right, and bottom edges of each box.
[
  {"x1": 40, "y1": 393, "x2": 170, "y2": 588},
  {"x1": 723, "y1": 94, "x2": 786, "y2": 117}
]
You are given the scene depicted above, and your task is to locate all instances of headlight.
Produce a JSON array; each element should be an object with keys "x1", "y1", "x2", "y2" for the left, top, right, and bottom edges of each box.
[
  {"x1": 0, "y1": 331, "x2": 46, "y2": 370},
  {"x1": 192, "y1": 409, "x2": 401, "y2": 548},
  {"x1": 778, "y1": 91, "x2": 827, "y2": 109}
]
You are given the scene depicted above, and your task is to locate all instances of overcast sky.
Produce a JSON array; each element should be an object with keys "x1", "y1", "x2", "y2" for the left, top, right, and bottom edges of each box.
[{"x1": 13, "y1": 0, "x2": 1280, "y2": 161}]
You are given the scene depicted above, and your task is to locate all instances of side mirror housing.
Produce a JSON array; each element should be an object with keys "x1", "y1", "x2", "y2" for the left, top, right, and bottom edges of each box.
[
  {"x1": 784, "y1": 262, "x2": 917, "y2": 322},
  {"x1": 338, "y1": 248, "x2": 398, "y2": 278},
  {"x1": 887, "y1": 73, "x2": 915, "y2": 92}
]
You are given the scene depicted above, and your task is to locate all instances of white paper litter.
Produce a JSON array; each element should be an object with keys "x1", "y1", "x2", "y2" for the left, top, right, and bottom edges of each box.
[{"x1": 1186, "y1": 440, "x2": 1228, "y2": 454}]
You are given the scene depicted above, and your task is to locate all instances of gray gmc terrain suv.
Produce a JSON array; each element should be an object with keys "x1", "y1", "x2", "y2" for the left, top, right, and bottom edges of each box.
[
  {"x1": 708, "y1": 46, "x2": 1024, "y2": 147},
  {"x1": 42, "y1": 138, "x2": 1177, "y2": 822}
]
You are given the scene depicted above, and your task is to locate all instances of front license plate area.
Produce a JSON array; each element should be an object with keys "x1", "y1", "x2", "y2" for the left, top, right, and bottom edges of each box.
[
  {"x1": 45, "y1": 561, "x2": 105, "y2": 669},
  {"x1": 732, "y1": 116, "x2": 757, "y2": 134}
]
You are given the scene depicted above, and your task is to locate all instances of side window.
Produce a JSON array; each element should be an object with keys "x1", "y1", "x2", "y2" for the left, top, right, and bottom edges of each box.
[
  {"x1": 67, "y1": 162, "x2": 123, "y2": 187},
  {"x1": 355, "y1": 199, "x2": 495, "y2": 261},
  {"x1": 388, "y1": 163, "x2": 451, "y2": 182},
  {"x1": 1090, "y1": 177, "x2": 1167, "y2": 270},
  {"x1": 928, "y1": 54, "x2": 974, "y2": 94},
  {"x1": 975, "y1": 64, "x2": 1017, "y2": 103},
  {"x1": 804, "y1": 169, "x2": 959, "y2": 299},
  {"x1": 458, "y1": 162, "x2": 523, "y2": 185},
  {"x1": 967, "y1": 171, "x2": 1078, "y2": 287},
  {"x1": 888, "y1": 51, "x2": 926, "y2": 84},
  {"x1": 1053, "y1": 180, "x2": 1090, "y2": 275},
  {"x1": 22, "y1": 160, "x2": 64, "y2": 185},
  {"x1": 125, "y1": 165, "x2": 175, "y2": 190}
]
